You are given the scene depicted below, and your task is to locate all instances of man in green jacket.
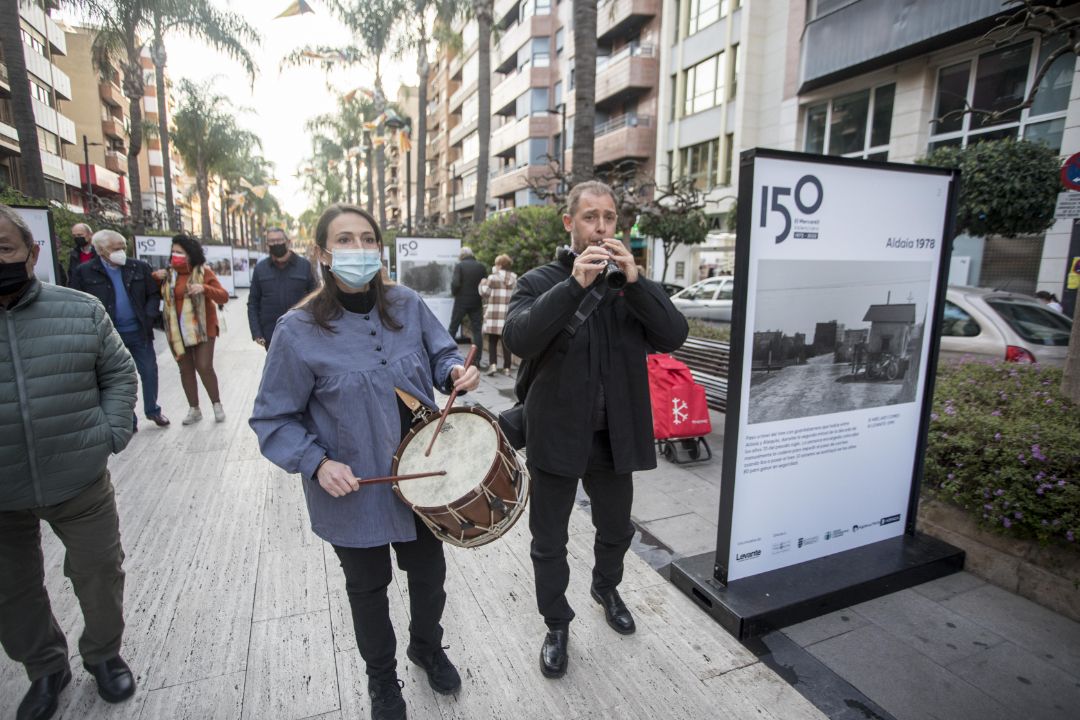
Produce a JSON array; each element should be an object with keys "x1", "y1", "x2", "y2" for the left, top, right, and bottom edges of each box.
[{"x1": 0, "y1": 204, "x2": 138, "y2": 720}]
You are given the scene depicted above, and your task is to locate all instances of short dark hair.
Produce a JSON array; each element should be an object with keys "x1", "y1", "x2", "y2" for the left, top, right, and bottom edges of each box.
[
  {"x1": 567, "y1": 180, "x2": 617, "y2": 217},
  {"x1": 266, "y1": 227, "x2": 288, "y2": 241},
  {"x1": 0, "y1": 204, "x2": 34, "y2": 249},
  {"x1": 172, "y1": 234, "x2": 206, "y2": 267}
]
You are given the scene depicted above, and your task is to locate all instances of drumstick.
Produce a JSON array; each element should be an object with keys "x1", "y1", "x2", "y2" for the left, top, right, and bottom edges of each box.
[
  {"x1": 356, "y1": 470, "x2": 447, "y2": 487},
  {"x1": 425, "y1": 344, "x2": 478, "y2": 457}
]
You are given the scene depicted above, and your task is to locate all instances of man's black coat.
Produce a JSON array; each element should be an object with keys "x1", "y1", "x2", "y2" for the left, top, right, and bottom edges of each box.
[
  {"x1": 503, "y1": 259, "x2": 689, "y2": 478},
  {"x1": 70, "y1": 256, "x2": 161, "y2": 340},
  {"x1": 247, "y1": 253, "x2": 316, "y2": 342},
  {"x1": 450, "y1": 256, "x2": 487, "y2": 307}
]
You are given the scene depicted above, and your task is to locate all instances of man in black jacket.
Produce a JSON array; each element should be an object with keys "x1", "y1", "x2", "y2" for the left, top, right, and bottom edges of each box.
[
  {"x1": 66, "y1": 222, "x2": 95, "y2": 286},
  {"x1": 503, "y1": 181, "x2": 688, "y2": 679},
  {"x1": 71, "y1": 230, "x2": 169, "y2": 428},
  {"x1": 447, "y1": 247, "x2": 486, "y2": 364},
  {"x1": 247, "y1": 227, "x2": 316, "y2": 349}
]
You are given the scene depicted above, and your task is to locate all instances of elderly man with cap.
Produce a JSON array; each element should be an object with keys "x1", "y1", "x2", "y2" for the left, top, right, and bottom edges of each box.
[{"x1": 71, "y1": 229, "x2": 169, "y2": 429}]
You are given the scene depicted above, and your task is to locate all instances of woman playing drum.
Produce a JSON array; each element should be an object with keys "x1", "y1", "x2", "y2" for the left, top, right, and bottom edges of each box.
[{"x1": 249, "y1": 203, "x2": 479, "y2": 720}]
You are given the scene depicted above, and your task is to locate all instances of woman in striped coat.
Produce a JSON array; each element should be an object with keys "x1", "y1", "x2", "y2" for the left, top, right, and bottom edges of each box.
[{"x1": 479, "y1": 254, "x2": 518, "y2": 376}]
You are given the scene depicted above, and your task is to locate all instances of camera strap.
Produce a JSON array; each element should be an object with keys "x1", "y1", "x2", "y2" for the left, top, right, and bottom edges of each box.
[{"x1": 564, "y1": 285, "x2": 606, "y2": 337}]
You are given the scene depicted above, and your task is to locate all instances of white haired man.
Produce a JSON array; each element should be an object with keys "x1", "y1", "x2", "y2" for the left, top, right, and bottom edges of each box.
[{"x1": 71, "y1": 230, "x2": 169, "y2": 428}]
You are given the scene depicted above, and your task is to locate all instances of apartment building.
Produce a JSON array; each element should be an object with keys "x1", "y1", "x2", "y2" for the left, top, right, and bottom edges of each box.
[
  {"x1": 794, "y1": 0, "x2": 1078, "y2": 298},
  {"x1": 0, "y1": 0, "x2": 83, "y2": 209},
  {"x1": 386, "y1": 84, "x2": 419, "y2": 228},
  {"x1": 426, "y1": 0, "x2": 662, "y2": 225}
]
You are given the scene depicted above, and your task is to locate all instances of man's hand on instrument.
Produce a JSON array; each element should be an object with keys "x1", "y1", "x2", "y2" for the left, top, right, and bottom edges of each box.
[
  {"x1": 316, "y1": 459, "x2": 360, "y2": 498},
  {"x1": 601, "y1": 238, "x2": 638, "y2": 284},
  {"x1": 571, "y1": 245, "x2": 612, "y2": 288},
  {"x1": 451, "y1": 364, "x2": 480, "y2": 393}
]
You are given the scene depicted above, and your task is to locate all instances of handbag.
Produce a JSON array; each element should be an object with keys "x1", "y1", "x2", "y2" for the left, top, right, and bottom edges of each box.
[{"x1": 498, "y1": 284, "x2": 606, "y2": 451}]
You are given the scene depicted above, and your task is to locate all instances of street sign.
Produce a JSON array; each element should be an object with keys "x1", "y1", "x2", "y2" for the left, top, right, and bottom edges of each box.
[
  {"x1": 1061, "y1": 152, "x2": 1080, "y2": 191},
  {"x1": 1054, "y1": 191, "x2": 1080, "y2": 219}
]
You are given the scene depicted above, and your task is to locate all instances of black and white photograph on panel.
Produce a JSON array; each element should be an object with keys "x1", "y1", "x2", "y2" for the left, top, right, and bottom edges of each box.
[{"x1": 748, "y1": 259, "x2": 931, "y2": 425}]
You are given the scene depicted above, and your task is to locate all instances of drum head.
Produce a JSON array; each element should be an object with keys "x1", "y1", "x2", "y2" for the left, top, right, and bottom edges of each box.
[{"x1": 396, "y1": 410, "x2": 499, "y2": 508}]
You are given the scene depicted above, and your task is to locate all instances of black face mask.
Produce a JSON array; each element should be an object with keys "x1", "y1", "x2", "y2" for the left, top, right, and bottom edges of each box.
[
  {"x1": 75, "y1": 236, "x2": 89, "y2": 248},
  {"x1": 268, "y1": 244, "x2": 288, "y2": 258},
  {"x1": 0, "y1": 259, "x2": 32, "y2": 296}
]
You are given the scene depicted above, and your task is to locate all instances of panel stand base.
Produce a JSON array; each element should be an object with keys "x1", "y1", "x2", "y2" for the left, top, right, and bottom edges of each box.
[{"x1": 670, "y1": 533, "x2": 964, "y2": 640}]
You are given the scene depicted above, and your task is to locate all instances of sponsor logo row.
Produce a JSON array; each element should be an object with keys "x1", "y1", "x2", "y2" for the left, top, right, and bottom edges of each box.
[{"x1": 735, "y1": 513, "x2": 903, "y2": 562}]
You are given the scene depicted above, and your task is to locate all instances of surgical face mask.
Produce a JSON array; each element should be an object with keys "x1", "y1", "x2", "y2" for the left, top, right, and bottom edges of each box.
[
  {"x1": 171, "y1": 253, "x2": 188, "y2": 271},
  {"x1": 328, "y1": 248, "x2": 382, "y2": 289},
  {"x1": 74, "y1": 235, "x2": 89, "y2": 248},
  {"x1": 268, "y1": 243, "x2": 287, "y2": 258},
  {"x1": 108, "y1": 250, "x2": 127, "y2": 266},
  {"x1": 0, "y1": 257, "x2": 32, "y2": 296}
]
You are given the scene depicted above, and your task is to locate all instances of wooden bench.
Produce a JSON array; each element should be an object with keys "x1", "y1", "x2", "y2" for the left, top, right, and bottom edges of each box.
[{"x1": 671, "y1": 336, "x2": 730, "y2": 413}]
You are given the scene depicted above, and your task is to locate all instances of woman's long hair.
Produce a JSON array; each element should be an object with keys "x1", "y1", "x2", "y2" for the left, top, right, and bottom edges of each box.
[{"x1": 299, "y1": 203, "x2": 401, "y2": 333}]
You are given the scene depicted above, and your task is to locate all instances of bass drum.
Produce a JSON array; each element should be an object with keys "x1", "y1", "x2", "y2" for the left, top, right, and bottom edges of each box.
[{"x1": 392, "y1": 406, "x2": 530, "y2": 548}]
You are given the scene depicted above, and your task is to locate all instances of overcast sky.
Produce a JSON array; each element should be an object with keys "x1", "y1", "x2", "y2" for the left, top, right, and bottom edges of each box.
[
  {"x1": 60, "y1": 0, "x2": 417, "y2": 218},
  {"x1": 754, "y1": 260, "x2": 933, "y2": 338}
]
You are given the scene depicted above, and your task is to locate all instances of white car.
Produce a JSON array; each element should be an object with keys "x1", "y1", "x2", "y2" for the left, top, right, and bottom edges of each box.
[
  {"x1": 938, "y1": 286, "x2": 1070, "y2": 367},
  {"x1": 670, "y1": 276, "x2": 735, "y2": 323}
]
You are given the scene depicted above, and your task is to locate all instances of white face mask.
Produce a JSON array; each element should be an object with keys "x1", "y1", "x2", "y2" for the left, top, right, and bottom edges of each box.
[{"x1": 108, "y1": 250, "x2": 127, "y2": 266}]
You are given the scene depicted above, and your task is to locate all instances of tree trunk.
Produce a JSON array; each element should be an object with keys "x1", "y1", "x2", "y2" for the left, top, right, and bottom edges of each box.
[
  {"x1": 415, "y1": 28, "x2": 429, "y2": 225},
  {"x1": 151, "y1": 26, "x2": 177, "y2": 230},
  {"x1": 197, "y1": 164, "x2": 211, "y2": 240},
  {"x1": 365, "y1": 138, "x2": 374, "y2": 214},
  {"x1": 0, "y1": 0, "x2": 47, "y2": 199},
  {"x1": 123, "y1": 44, "x2": 145, "y2": 232},
  {"x1": 346, "y1": 158, "x2": 354, "y2": 204},
  {"x1": 473, "y1": 0, "x2": 492, "y2": 223},
  {"x1": 571, "y1": 0, "x2": 597, "y2": 184},
  {"x1": 376, "y1": 145, "x2": 387, "y2": 228},
  {"x1": 1063, "y1": 311, "x2": 1080, "y2": 403}
]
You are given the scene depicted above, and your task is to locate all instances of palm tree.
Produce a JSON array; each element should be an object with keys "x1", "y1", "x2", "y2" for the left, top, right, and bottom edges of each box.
[
  {"x1": 472, "y1": 0, "x2": 493, "y2": 222},
  {"x1": 571, "y1": 0, "x2": 597, "y2": 183},
  {"x1": 0, "y1": 0, "x2": 47, "y2": 198},
  {"x1": 170, "y1": 78, "x2": 260, "y2": 239},
  {"x1": 149, "y1": 0, "x2": 260, "y2": 230}
]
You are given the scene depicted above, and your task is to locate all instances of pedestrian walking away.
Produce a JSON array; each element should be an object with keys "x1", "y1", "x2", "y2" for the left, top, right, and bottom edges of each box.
[
  {"x1": 248, "y1": 226, "x2": 317, "y2": 350},
  {"x1": 479, "y1": 253, "x2": 517, "y2": 376},
  {"x1": 250, "y1": 203, "x2": 480, "y2": 720},
  {"x1": 0, "y1": 204, "x2": 139, "y2": 720},
  {"x1": 447, "y1": 246, "x2": 486, "y2": 365},
  {"x1": 502, "y1": 181, "x2": 689, "y2": 679},
  {"x1": 66, "y1": 222, "x2": 96, "y2": 287},
  {"x1": 152, "y1": 235, "x2": 229, "y2": 426},
  {"x1": 71, "y1": 229, "x2": 170, "y2": 430}
]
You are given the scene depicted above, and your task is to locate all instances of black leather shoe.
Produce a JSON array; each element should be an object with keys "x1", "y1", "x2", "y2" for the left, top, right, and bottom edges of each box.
[
  {"x1": 407, "y1": 644, "x2": 461, "y2": 694},
  {"x1": 17, "y1": 667, "x2": 71, "y2": 720},
  {"x1": 591, "y1": 586, "x2": 636, "y2": 635},
  {"x1": 368, "y1": 676, "x2": 406, "y2": 720},
  {"x1": 147, "y1": 413, "x2": 170, "y2": 427},
  {"x1": 539, "y1": 629, "x2": 568, "y2": 679},
  {"x1": 83, "y1": 656, "x2": 135, "y2": 703}
]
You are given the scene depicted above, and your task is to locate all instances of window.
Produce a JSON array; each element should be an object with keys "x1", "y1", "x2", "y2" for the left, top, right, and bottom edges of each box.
[
  {"x1": 803, "y1": 83, "x2": 894, "y2": 159},
  {"x1": 29, "y1": 79, "x2": 54, "y2": 107},
  {"x1": 808, "y1": 0, "x2": 854, "y2": 20},
  {"x1": 21, "y1": 29, "x2": 45, "y2": 55},
  {"x1": 729, "y1": 44, "x2": 739, "y2": 99},
  {"x1": 462, "y1": 131, "x2": 479, "y2": 161},
  {"x1": 941, "y1": 302, "x2": 980, "y2": 337},
  {"x1": 37, "y1": 128, "x2": 59, "y2": 154},
  {"x1": 986, "y1": 299, "x2": 1071, "y2": 346},
  {"x1": 672, "y1": 0, "x2": 682, "y2": 45},
  {"x1": 553, "y1": 80, "x2": 563, "y2": 107},
  {"x1": 681, "y1": 279, "x2": 722, "y2": 300},
  {"x1": 679, "y1": 139, "x2": 720, "y2": 190},
  {"x1": 532, "y1": 38, "x2": 550, "y2": 68},
  {"x1": 722, "y1": 133, "x2": 734, "y2": 186},
  {"x1": 462, "y1": 94, "x2": 478, "y2": 125},
  {"x1": 669, "y1": 73, "x2": 678, "y2": 120},
  {"x1": 683, "y1": 53, "x2": 724, "y2": 116},
  {"x1": 555, "y1": 28, "x2": 564, "y2": 55},
  {"x1": 528, "y1": 87, "x2": 549, "y2": 116},
  {"x1": 688, "y1": 0, "x2": 728, "y2": 36},
  {"x1": 930, "y1": 38, "x2": 1073, "y2": 153}
]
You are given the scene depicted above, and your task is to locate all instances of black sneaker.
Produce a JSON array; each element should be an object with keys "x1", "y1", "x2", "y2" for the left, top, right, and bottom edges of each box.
[
  {"x1": 368, "y1": 677, "x2": 406, "y2": 720},
  {"x1": 406, "y1": 645, "x2": 462, "y2": 695}
]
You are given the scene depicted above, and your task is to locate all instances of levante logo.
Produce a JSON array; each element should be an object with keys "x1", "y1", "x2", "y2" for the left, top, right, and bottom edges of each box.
[
  {"x1": 735, "y1": 549, "x2": 762, "y2": 562},
  {"x1": 759, "y1": 174, "x2": 824, "y2": 243}
]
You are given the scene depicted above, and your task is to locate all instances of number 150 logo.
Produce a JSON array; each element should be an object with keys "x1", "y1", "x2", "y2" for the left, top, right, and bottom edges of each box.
[{"x1": 759, "y1": 174, "x2": 823, "y2": 243}]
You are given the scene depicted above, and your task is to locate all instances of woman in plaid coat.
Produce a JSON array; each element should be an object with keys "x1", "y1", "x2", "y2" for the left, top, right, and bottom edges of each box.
[{"x1": 479, "y1": 254, "x2": 518, "y2": 375}]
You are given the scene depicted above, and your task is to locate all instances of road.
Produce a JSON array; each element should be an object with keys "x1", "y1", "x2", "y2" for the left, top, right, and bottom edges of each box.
[{"x1": 749, "y1": 358, "x2": 908, "y2": 425}]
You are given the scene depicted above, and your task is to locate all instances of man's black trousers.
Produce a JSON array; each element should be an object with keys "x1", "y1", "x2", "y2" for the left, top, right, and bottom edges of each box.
[
  {"x1": 447, "y1": 300, "x2": 483, "y2": 362},
  {"x1": 527, "y1": 430, "x2": 635, "y2": 630},
  {"x1": 332, "y1": 514, "x2": 446, "y2": 681}
]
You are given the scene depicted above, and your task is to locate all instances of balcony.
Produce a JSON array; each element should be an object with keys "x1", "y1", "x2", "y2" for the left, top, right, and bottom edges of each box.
[
  {"x1": 102, "y1": 117, "x2": 128, "y2": 141},
  {"x1": 595, "y1": 45, "x2": 657, "y2": 107},
  {"x1": 451, "y1": 191, "x2": 475, "y2": 212},
  {"x1": 0, "y1": 63, "x2": 9, "y2": 93},
  {"x1": 100, "y1": 82, "x2": 125, "y2": 108},
  {"x1": 82, "y1": 163, "x2": 124, "y2": 195},
  {"x1": 594, "y1": 115, "x2": 654, "y2": 165},
  {"x1": 31, "y1": 98, "x2": 57, "y2": 135},
  {"x1": 55, "y1": 111, "x2": 75, "y2": 145},
  {"x1": 19, "y1": 2, "x2": 46, "y2": 36},
  {"x1": 492, "y1": 66, "x2": 551, "y2": 116},
  {"x1": 104, "y1": 150, "x2": 125, "y2": 174},
  {"x1": 450, "y1": 155, "x2": 478, "y2": 179},
  {"x1": 449, "y1": 115, "x2": 477, "y2": 147},
  {"x1": 495, "y1": 13, "x2": 555, "y2": 70},
  {"x1": 491, "y1": 114, "x2": 554, "y2": 157},
  {"x1": 23, "y1": 45, "x2": 52, "y2": 85},
  {"x1": 490, "y1": 163, "x2": 549, "y2": 198},
  {"x1": 449, "y1": 80, "x2": 476, "y2": 112},
  {"x1": 597, "y1": 0, "x2": 659, "y2": 43},
  {"x1": 494, "y1": 0, "x2": 518, "y2": 25},
  {"x1": 46, "y1": 16, "x2": 67, "y2": 56},
  {"x1": 62, "y1": 158, "x2": 81, "y2": 188},
  {"x1": 0, "y1": 121, "x2": 19, "y2": 153},
  {"x1": 40, "y1": 150, "x2": 64, "y2": 181}
]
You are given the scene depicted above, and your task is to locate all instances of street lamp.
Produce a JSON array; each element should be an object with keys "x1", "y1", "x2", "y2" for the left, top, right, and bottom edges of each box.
[{"x1": 82, "y1": 134, "x2": 103, "y2": 214}]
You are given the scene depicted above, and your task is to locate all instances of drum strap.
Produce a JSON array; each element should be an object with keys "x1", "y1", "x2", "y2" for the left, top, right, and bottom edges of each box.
[{"x1": 395, "y1": 388, "x2": 433, "y2": 423}]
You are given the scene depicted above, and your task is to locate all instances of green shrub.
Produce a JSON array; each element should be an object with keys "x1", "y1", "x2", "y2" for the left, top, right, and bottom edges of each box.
[
  {"x1": 686, "y1": 318, "x2": 731, "y2": 342},
  {"x1": 925, "y1": 361, "x2": 1079, "y2": 549},
  {"x1": 465, "y1": 206, "x2": 565, "y2": 274}
]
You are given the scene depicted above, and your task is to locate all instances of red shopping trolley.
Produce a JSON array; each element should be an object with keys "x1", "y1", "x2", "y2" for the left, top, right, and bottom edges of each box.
[{"x1": 647, "y1": 353, "x2": 712, "y2": 464}]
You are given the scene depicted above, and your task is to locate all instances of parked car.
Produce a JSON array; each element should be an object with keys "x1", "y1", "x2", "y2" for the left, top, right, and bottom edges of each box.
[
  {"x1": 938, "y1": 286, "x2": 1071, "y2": 366},
  {"x1": 670, "y1": 276, "x2": 735, "y2": 323},
  {"x1": 660, "y1": 282, "x2": 685, "y2": 296}
]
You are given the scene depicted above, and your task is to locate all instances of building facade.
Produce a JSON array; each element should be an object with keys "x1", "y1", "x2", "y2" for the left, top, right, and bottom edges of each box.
[{"x1": 1, "y1": 0, "x2": 83, "y2": 209}]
